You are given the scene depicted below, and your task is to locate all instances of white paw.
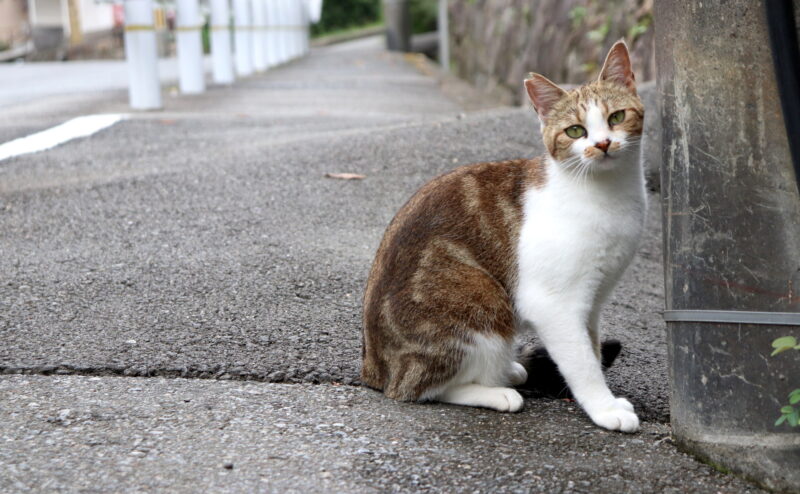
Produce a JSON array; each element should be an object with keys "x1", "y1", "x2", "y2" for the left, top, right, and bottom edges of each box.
[
  {"x1": 589, "y1": 406, "x2": 640, "y2": 433},
  {"x1": 487, "y1": 387, "x2": 524, "y2": 413},
  {"x1": 613, "y1": 397, "x2": 635, "y2": 413},
  {"x1": 507, "y1": 361, "x2": 528, "y2": 386}
]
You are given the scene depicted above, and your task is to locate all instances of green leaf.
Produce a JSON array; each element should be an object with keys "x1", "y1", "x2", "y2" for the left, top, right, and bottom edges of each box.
[
  {"x1": 788, "y1": 412, "x2": 799, "y2": 427},
  {"x1": 780, "y1": 406, "x2": 795, "y2": 414},
  {"x1": 772, "y1": 336, "x2": 798, "y2": 348},
  {"x1": 771, "y1": 346, "x2": 795, "y2": 356},
  {"x1": 775, "y1": 415, "x2": 787, "y2": 426},
  {"x1": 790, "y1": 390, "x2": 800, "y2": 405}
]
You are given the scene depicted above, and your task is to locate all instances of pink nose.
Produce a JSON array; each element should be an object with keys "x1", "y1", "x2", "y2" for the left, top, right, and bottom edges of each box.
[{"x1": 594, "y1": 139, "x2": 611, "y2": 153}]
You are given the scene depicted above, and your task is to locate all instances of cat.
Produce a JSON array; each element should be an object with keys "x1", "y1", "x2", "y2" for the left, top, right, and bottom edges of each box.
[{"x1": 361, "y1": 40, "x2": 645, "y2": 433}]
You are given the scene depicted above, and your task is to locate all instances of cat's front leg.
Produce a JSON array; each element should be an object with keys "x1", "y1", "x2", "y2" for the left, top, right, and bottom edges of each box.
[
  {"x1": 523, "y1": 308, "x2": 639, "y2": 432},
  {"x1": 588, "y1": 308, "x2": 602, "y2": 361}
]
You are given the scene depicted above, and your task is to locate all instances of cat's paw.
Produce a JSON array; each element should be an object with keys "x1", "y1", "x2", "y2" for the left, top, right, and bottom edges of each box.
[
  {"x1": 589, "y1": 406, "x2": 639, "y2": 433},
  {"x1": 613, "y1": 397, "x2": 635, "y2": 413},
  {"x1": 508, "y1": 361, "x2": 528, "y2": 386},
  {"x1": 488, "y1": 387, "x2": 525, "y2": 412}
]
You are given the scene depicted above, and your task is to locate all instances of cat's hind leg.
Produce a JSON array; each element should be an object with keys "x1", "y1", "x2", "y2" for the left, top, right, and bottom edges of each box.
[
  {"x1": 420, "y1": 332, "x2": 524, "y2": 412},
  {"x1": 435, "y1": 384, "x2": 524, "y2": 412}
]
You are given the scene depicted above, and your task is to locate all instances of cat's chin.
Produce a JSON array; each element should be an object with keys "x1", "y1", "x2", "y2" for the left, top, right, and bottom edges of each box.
[{"x1": 584, "y1": 156, "x2": 618, "y2": 172}]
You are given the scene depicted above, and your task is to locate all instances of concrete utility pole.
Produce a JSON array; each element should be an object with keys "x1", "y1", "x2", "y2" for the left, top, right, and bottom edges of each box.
[
  {"x1": 123, "y1": 0, "x2": 162, "y2": 109},
  {"x1": 657, "y1": 0, "x2": 800, "y2": 491},
  {"x1": 175, "y1": 0, "x2": 206, "y2": 93},
  {"x1": 383, "y1": 0, "x2": 411, "y2": 52},
  {"x1": 233, "y1": 0, "x2": 253, "y2": 76},
  {"x1": 210, "y1": 0, "x2": 235, "y2": 84}
]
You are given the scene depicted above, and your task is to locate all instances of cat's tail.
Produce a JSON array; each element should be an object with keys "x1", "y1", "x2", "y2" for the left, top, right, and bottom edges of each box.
[{"x1": 514, "y1": 340, "x2": 622, "y2": 398}]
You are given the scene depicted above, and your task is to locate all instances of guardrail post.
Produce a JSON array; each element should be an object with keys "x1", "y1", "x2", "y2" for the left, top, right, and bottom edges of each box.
[
  {"x1": 175, "y1": 0, "x2": 205, "y2": 93},
  {"x1": 233, "y1": 0, "x2": 253, "y2": 76},
  {"x1": 210, "y1": 0, "x2": 234, "y2": 84},
  {"x1": 123, "y1": 0, "x2": 162, "y2": 109},
  {"x1": 278, "y1": 0, "x2": 290, "y2": 63},
  {"x1": 437, "y1": 0, "x2": 449, "y2": 72},
  {"x1": 307, "y1": 0, "x2": 322, "y2": 56},
  {"x1": 383, "y1": 0, "x2": 410, "y2": 52},
  {"x1": 293, "y1": 0, "x2": 302, "y2": 59},
  {"x1": 300, "y1": 0, "x2": 308, "y2": 56},
  {"x1": 251, "y1": 0, "x2": 267, "y2": 71},
  {"x1": 265, "y1": 0, "x2": 279, "y2": 67}
]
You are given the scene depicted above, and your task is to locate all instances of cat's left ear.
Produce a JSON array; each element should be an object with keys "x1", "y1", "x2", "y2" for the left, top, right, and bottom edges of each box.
[
  {"x1": 599, "y1": 40, "x2": 637, "y2": 94},
  {"x1": 524, "y1": 73, "x2": 567, "y2": 122}
]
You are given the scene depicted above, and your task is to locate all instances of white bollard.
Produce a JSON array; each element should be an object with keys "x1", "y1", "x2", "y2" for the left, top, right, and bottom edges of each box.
[
  {"x1": 292, "y1": 0, "x2": 301, "y2": 59},
  {"x1": 279, "y1": 0, "x2": 291, "y2": 62},
  {"x1": 307, "y1": 0, "x2": 322, "y2": 23},
  {"x1": 175, "y1": 0, "x2": 205, "y2": 93},
  {"x1": 305, "y1": 0, "x2": 322, "y2": 56},
  {"x1": 272, "y1": 0, "x2": 283, "y2": 64},
  {"x1": 302, "y1": 0, "x2": 312, "y2": 55},
  {"x1": 124, "y1": 0, "x2": 161, "y2": 109},
  {"x1": 233, "y1": 0, "x2": 253, "y2": 76},
  {"x1": 287, "y1": 0, "x2": 296, "y2": 60},
  {"x1": 299, "y1": 0, "x2": 307, "y2": 56},
  {"x1": 210, "y1": 0, "x2": 235, "y2": 84},
  {"x1": 250, "y1": 0, "x2": 267, "y2": 71},
  {"x1": 265, "y1": 0, "x2": 280, "y2": 67}
]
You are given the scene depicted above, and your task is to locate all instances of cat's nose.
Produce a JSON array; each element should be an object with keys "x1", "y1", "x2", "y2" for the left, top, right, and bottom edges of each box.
[{"x1": 594, "y1": 139, "x2": 611, "y2": 153}]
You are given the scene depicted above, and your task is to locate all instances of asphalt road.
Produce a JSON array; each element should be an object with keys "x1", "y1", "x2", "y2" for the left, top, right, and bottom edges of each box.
[{"x1": 0, "y1": 37, "x2": 765, "y2": 493}]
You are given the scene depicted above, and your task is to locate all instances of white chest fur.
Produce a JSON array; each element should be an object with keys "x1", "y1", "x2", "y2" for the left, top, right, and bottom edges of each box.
[{"x1": 514, "y1": 155, "x2": 646, "y2": 319}]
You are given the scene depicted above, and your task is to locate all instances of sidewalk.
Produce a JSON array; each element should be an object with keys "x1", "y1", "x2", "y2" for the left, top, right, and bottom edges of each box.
[{"x1": 0, "y1": 37, "x2": 764, "y2": 493}]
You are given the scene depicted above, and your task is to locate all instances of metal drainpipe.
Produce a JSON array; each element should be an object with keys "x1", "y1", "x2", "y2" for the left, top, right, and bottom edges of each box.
[{"x1": 765, "y1": 1, "x2": 800, "y2": 194}]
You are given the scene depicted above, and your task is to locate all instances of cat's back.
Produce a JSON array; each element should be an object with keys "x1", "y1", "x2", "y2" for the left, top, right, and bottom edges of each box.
[
  {"x1": 366, "y1": 158, "x2": 546, "y2": 299},
  {"x1": 361, "y1": 158, "x2": 546, "y2": 396}
]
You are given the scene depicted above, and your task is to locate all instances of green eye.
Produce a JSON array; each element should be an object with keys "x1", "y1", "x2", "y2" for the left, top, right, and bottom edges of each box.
[
  {"x1": 608, "y1": 110, "x2": 625, "y2": 125},
  {"x1": 565, "y1": 125, "x2": 586, "y2": 139}
]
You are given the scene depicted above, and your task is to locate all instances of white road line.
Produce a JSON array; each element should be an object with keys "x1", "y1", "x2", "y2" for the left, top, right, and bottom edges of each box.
[{"x1": 0, "y1": 113, "x2": 128, "y2": 162}]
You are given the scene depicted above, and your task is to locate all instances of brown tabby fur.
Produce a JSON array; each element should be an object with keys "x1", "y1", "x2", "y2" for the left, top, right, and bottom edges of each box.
[{"x1": 361, "y1": 159, "x2": 546, "y2": 400}]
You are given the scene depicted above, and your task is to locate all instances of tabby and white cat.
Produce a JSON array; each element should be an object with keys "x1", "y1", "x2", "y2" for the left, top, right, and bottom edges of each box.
[{"x1": 361, "y1": 41, "x2": 645, "y2": 432}]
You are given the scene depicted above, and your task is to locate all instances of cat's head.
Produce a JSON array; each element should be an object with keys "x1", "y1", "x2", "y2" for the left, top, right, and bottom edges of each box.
[{"x1": 524, "y1": 40, "x2": 643, "y2": 172}]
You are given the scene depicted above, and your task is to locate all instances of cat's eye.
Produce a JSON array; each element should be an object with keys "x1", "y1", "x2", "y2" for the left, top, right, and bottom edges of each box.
[
  {"x1": 565, "y1": 125, "x2": 586, "y2": 139},
  {"x1": 608, "y1": 110, "x2": 625, "y2": 125}
]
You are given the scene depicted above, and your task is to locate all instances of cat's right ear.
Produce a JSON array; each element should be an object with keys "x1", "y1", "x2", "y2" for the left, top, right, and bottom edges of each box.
[{"x1": 524, "y1": 74, "x2": 567, "y2": 122}]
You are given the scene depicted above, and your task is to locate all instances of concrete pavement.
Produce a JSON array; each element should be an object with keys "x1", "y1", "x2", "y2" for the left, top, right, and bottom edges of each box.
[
  {"x1": 1, "y1": 375, "x2": 763, "y2": 493},
  {"x1": 0, "y1": 37, "x2": 765, "y2": 492}
]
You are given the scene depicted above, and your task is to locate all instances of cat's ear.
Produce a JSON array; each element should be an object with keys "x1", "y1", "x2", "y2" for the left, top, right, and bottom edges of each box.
[
  {"x1": 598, "y1": 40, "x2": 636, "y2": 93},
  {"x1": 524, "y1": 74, "x2": 567, "y2": 121}
]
